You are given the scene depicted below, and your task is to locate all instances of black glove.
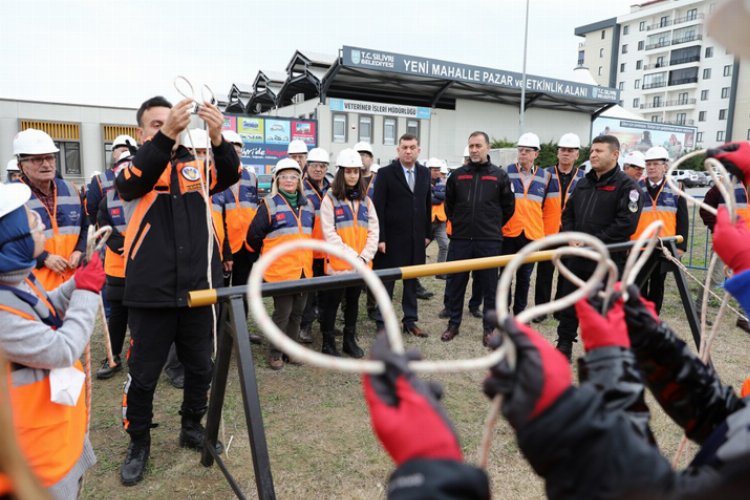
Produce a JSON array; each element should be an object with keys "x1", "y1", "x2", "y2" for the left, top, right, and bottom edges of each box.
[{"x1": 706, "y1": 141, "x2": 750, "y2": 186}]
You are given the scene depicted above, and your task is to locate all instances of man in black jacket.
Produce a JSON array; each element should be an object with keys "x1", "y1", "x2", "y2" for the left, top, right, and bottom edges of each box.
[
  {"x1": 555, "y1": 135, "x2": 643, "y2": 359},
  {"x1": 440, "y1": 131, "x2": 515, "y2": 346},
  {"x1": 372, "y1": 134, "x2": 432, "y2": 337}
]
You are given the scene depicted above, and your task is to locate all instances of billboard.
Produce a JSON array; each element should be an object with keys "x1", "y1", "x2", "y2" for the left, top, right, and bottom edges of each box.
[
  {"x1": 225, "y1": 114, "x2": 318, "y2": 175},
  {"x1": 591, "y1": 116, "x2": 697, "y2": 161},
  {"x1": 329, "y1": 97, "x2": 432, "y2": 120}
]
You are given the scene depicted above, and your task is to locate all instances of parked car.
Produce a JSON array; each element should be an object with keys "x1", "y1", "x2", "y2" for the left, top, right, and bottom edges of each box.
[
  {"x1": 670, "y1": 169, "x2": 693, "y2": 186},
  {"x1": 684, "y1": 171, "x2": 702, "y2": 188}
]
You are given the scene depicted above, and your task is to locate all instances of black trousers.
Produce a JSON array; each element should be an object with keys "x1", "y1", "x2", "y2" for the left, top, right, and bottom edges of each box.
[
  {"x1": 320, "y1": 286, "x2": 362, "y2": 333},
  {"x1": 230, "y1": 246, "x2": 258, "y2": 315},
  {"x1": 444, "y1": 239, "x2": 502, "y2": 330},
  {"x1": 376, "y1": 279, "x2": 419, "y2": 328},
  {"x1": 534, "y1": 260, "x2": 564, "y2": 308},
  {"x1": 124, "y1": 306, "x2": 214, "y2": 434},
  {"x1": 636, "y1": 255, "x2": 668, "y2": 315},
  {"x1": 467, "y1": 272, "x2": 482, "y2": 311},
  {"x1": 502, "y1": 234, "x2": 535, "y2": 315},
  {"x1": 107, "y1": 297, "x2": 128, "y2": 358},
  {"x1": 301, "y1": 258, "x2": 325, "y2": 328}
]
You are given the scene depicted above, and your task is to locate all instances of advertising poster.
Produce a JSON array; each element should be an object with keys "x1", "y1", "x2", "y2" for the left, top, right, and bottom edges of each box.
[
  {"x1": 592, "y1": 116, "x2": 696, "y2": 161},
  {"x1": 222, "y1": 116, "x2": 237, "y2": 131},
  {"x1": 291, "y1": 121, "x2": 317, "y2": 145},
  {"x1": 238, "y1": 117, "x2": 265, "y2": 143},
  {"x1": 265, "y1": 119, "x2": 291, "y2": 144}
]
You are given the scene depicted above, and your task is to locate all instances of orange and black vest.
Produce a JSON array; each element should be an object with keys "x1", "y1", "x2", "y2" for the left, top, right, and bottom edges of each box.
[
  {"x1": 632, "y1": 178, "x2": 679, "y2": 239},
  {"x1": 24, "y1": 178, "x2": 85, "y2": 290},
  {"x1": 324, "y1": 192, "x2": 372, "y2": 274},
  {"x1": 303, "y1": 178, "x2": 330, "y2": 259},
  {"x1": 261, "y1": 193, "x2": 314, "y2": 282},
  {"x1": 719, "y1": 179, "x2": 750, "y2": 229},
  {"x1": 104, "y1": 188, "x2": 128, "y2": 279},
  {"x1": 0, "y1": 275, "x2": 87, "y2": 494},
  {"x1": 542, "y1": 166, "x2": 584, "y2": 236},
  {"x1": 431, "y1": 181, "x2": 447, "y2": 222},
  {"x1": 223, "y1": 169, "x2": 258, "y2": 253},
  {"x1": 502, "y1": 165, "x2": 550, "y2": 240},
  {"x1": 211, "y1": 192, "x2": 227, "y2": 261}
]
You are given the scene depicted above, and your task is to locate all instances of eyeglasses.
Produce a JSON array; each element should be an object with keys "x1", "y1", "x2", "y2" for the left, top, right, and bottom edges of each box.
[
  {"x1": 20, "y1": 154, "x2": 56, "y2": 166},
  {"x1": 517, "y1": 148, "x2": 537, "y2": 154},
  {"x1": 278, "y1": 174, "x2": 300, "y2": 181}
]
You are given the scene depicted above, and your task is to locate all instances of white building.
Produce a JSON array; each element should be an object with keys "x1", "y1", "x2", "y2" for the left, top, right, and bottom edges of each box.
[{"x1": 576, "y1": 0, "x2": 748, "y2": 148}]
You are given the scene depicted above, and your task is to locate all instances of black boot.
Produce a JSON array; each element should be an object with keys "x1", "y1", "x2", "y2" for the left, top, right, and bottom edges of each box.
[
  {"x1": 120, "y1": 431, "x2": 150, "y2": 486},
  {"x1": 179, "y1": 408, "x2": 224, "y2": 454},
  {"x1": 321, "y1": 331, "x2": 341, "y2": 357},
  {"x1": 342, "y1": 328, "x2": 364, "y2": 358}
]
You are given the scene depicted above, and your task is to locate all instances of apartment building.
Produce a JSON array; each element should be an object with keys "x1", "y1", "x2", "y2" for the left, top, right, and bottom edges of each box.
[{"x1": 576, "y1": 0, "x2": 748, "y2": 148}]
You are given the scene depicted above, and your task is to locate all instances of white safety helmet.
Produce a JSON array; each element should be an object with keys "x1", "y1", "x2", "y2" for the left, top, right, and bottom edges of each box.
[
  {"x1": 623, "y1": 151, "x2": 646, "y2": 168},
  {"x1": 272, "y1": 157, "x2": 303, "y2": 176},
  {"x1": 370, "y1": 163, "x2": 380, "y2": 173},
  {"x1": 222, "y1": 130, "x2": 244, "y2": 146},
  {"x1": 180, "y1": 129, "x2": 210, "y2": 150},
  {"x1": 440, "y1": 165, "x2": 449, "y2": 174},
  {"x1": 354, "y1": 142, "x2": 374, "y2": 156},
  {"x1": 517, "y1": 132, "x2": 541, "y2": 150},
  {"x1": 0, "y1": 183, "x2": 31, "y2": 219},
  {"x1": 426, "y1": 157, "x2": 447, "y2": 170},
  {"x1": 336, "y1": 148, "x2": 364, "y2": 168},
  {"x1": 463, "y1": 146, "x2": 470, "y2": 158},
  {"x1": 557, "y1": 133, "x2": 581, "y2": 149},
  {"x1": 6, "y1": 158, "x2": 20, "y2": 172},
  {"x1": 13, "y1": 128, "x2": 59, "y2": 156},
  {"x1": 112, "y1": 134, "x2": 137, "y2": 150},
  {"x1": 287, "y1": 139, "x2": 308, "y2": 155},
  {"x1": 91, "y1": 170, "x2": 101, "y2": 178},
  {"x1": 308, "y1": 147, "x2": 330, "y2": 164},
  {"x1": 644, "y1": 146, "x2": 670, "y2": 162}
]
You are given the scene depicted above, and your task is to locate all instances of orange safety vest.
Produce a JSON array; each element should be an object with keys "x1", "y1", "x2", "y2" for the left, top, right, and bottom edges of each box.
[
  {"x1": 323, "y1": 192, "x2": 373, "y2": 274},
  {"x1": 719, "y1": 180, "x2": 750, "y2": 229},
  {"x1": 224, "y1": 169, "x2": 258, "y2": 254},
  {"x1": 0, "y1": 276, "x2": 87, "y2": 494},
  {"x1": 104, "y1": 188, "x2": 128, "y2": 278},
  {"x1": 431, "y1": 181, "x2": 447, "y2": 222},
  {"x1": 542, "y1": 166, "x2": 584, "y2": 236},
  {"x1": 24, "y1": 178, "x2": 84, "y2": 290},
  {"x1": 632, "y1": 179, "x2": 678, "y2": 239},
  {"x1": 261, "y1": 193, "x2": 315, "y2": 282},
  {"x1": 303, "y1": 178, "x2": 330, "y2": 259},
  {"x1": 502, "y1": 164, "x2": 550, "y2": 240}
]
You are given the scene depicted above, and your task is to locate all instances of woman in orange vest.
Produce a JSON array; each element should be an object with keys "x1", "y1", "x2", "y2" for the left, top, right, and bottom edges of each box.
[
  {"x1": 246, "y1": 158, "x2": 314, "y2": 370},
  {"x1": 318, "y1": 149, "x2": 379, "y2": 358},
  {"x1": 0, "y1": 182, "x2": 104, "y2": 499}
]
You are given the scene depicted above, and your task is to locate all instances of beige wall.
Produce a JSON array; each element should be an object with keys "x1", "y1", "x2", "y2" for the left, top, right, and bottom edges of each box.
[
  {"x1": 731, "y1": 59, "x2": 750, "y2": 142},
  {"x1": 581, "y1": 27, "x2": 615, "y2": 87}
]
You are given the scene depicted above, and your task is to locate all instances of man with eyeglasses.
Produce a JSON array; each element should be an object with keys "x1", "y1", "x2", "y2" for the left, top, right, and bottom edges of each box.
[
  {"x1": 622, "y1": 151, "x2": 646, "y2": 182},
  {"x1": 12, "y1": 128, "x2": 88, "y2": 291}
]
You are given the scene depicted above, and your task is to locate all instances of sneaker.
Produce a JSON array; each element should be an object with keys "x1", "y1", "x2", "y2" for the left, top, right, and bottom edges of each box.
[{"x1": 96, "y1": 356, "x2": 122, "y2": 380}]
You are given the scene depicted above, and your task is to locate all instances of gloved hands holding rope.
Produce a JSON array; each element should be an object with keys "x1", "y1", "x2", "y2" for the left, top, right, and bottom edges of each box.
[
  {"x1": 73, "y1": 252, "x2": 105, "y2": 293},
  {"x1": 575, "y1": 288, "x2": 630, "y2": 352},
  {"x1": 706, "y1": 141, "x2": 750, "y2": 186},
  {"x1": 713, "y1": 206, "x2": 750, "y2": 274}
]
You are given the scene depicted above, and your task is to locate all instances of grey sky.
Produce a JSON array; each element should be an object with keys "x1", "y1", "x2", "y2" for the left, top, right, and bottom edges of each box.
[{"x1": 1, "y1": 0, "x2": 635, "y2": 109}]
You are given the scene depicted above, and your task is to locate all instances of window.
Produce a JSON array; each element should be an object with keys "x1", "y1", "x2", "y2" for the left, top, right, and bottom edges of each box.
[
  {"x1": 656, "y1": 56, "x2": 665, "y2": 67},
  {"x1": 622, "y1": 44, "x2": 628, "y2": 54},
  {"x1": 358, "y1": 115, "x2": 373, "y2": 143},
  {"x1": 577, "y1": 50, "x2": 585, "y2": 66},
  {"x1": 623, "y1": 25, "x2": 630, "y2": 35},
  {"x1": 639, "y1": 21, "x2": 646, "y2": 31},
  {"x1": 670, "y1": 45, "x2": 700, "y2": 65},
  {"x1": 653, "y1": 96, "x2": 662, "y2": 107},
  {"x1": 406, "y1": 119, "x2": 420, "y2": 140},
  {"x1": 701, "y1": 89, "x2": 709, "y2": 100},
  {"x1": 598, "y1": 66, "x2": 603, "y2": 76},
  {"x1": 696, "y1": 131, "x2": 703, "y2": 142},
  {"x1": 54, "y1": 142, "x2": 81, "y2": 177},
  {"x1": 634, "y1": 79, "x2": 641, "y2": 89},
  {"x1": 599, "y1": 48, "x2": 604, "y2": 58},
  {"x1": 717, "y1": 131, "x2": 725, "y2": 142},
  {"x1": 705, "y1": 47, "x2": 713, "y2": 58},
  {"x1": 698, "y1": 111, "x2": 706, "y2": 121},
  {"x1": 687, "y1": 8, "x2": 698, "y2": 20},
  {"x1": 747, "y1": 129, "x2": 750, "y2": 140},
  {"x1": 703, "y1": 68, "x2": 711, "y2": 79},
  {"x1": 638, "y1": 40, "x2": 644, "y2": 50},
  {"x1": 601, "y1": 30, "x2": 606, "y2": 40},
  {"x1": 383, "y1": 117, "x2": 397, "y2": 146},
  {"x1": 723, "y1": 65, "x2": 732, "y2": 77},
  {"x1": 332, "y1": 113, "x2": 347, "y2": 143},
  {"x1": 669, "y1": 66, "x2": 698, "y2": 85},
  {"x1": 620, "y1": 63, "x2": 626, "y2": 72},
  {"x1": 651, "y1": 116, "x2": 660, "y2": 122},
  {"x1": 619, "y1": 81, "x2": 625, "y2": 90},
  {"x1": 660, "y1": 16, "x2": 669, "y2": 27},
  {"x1": 633, "y1": 98, "x2": 640, "y2": 108},
  {"x1": 636, "y1": 60, "x2": 642, "y2": 70},
  {"x1": 676, "y1": 113, "x2": 687, "y2": 125},
  {"x1": 719, "y1": 109, "x2": 727, "y2": 120},
  {"x1": 721, "y1": 87, "x2": 730, "y2": 98}
]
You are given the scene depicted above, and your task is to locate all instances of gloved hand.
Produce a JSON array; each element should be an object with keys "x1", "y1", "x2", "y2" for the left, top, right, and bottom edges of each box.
[
  {"x1": 706, "y1": 141, "x2": 750, "y2": 186},
  {"x1": 623, "y1": 285, "x2": 660, "y2": 344},
  {"x1": 73, "y1": 253, "x2": 105, "y2": 293},
  {"x1": 575, "y1": 291, "x2": 630, "y2": 352},
  {"x1": 483, "y1": 316, "x2": 572, "y2": 430},
  {"x1": 362, "y1": 333, "x2": 462, "y2": 466},
  {"x1": 713, "y1": 206, "x2": 750, "y2": 274}
]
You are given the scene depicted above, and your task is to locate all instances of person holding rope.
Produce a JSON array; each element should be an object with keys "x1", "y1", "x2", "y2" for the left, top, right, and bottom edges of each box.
[
  {"x1": 0, "y1": 182, "x2": 103, "y2": 499},
  {"x1": 318, "y1": 149, "x2": 379, "y2": 358},
  {"x1": 115, "y1": 96, "x2": 239, "y2": 486},
  {"x1": 247, "y1": 158, "x2": 314, "y2": 370}
]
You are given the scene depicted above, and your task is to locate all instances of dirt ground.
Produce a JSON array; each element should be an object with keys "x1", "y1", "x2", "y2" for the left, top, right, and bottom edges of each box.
[{"x1": 81, "y1": 245, "x2": 750, "y2": 499}]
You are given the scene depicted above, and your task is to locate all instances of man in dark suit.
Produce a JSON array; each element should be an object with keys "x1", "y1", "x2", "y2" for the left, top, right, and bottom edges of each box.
[{"x1": 372, "y1": 134, "x2": 432, "y2": 337}]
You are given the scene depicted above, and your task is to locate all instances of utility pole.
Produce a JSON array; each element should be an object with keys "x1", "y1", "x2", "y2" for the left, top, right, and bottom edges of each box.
[{"x1": 519, "y1": 0, "x2": 530, "y2": 137}]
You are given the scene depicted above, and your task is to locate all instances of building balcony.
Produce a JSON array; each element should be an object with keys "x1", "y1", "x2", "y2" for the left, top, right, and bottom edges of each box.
[
  {"x1": 645, "y1": 40, "x2": 671, "y2": 50},
  {"x1": 662, "y1": 119, "x2": 695, "y2": 126},
  {"x1": 640, "y1": 98, "x2": 697, "y2": 110},
  {"x1": 643, "y1": 81, "x2": 667, "y2": 90},
  {"x1": 668, "y1": 76, "x2": 699, "y2": 86},
  {"x1": 643, "y1": 13, "x2": 705, "y2": 31},
  {"x1": 643, "y1": 56, "x2": 700, "y2": 71},
  {"x1": 672, "y1": 34, "x2": 702, "y2": 46}
]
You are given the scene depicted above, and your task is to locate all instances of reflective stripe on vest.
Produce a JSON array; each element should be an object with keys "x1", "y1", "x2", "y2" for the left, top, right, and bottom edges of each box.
[
  {"x1": 431, "y1": 182, "x2": 447, "y2": 222},
  {"x1": 261, "y1": 194, "x2": 314, "y2": 282},
  {"x1": 502, "y1": 165, "x2": 549, "y2": 240},
  {"x1": 324, "y1": 193, "x2": 372, "y2": 274},
  {"x1": 366, "y1": 174, "x2": 377, "y2": 199},
  {"x1": 303, "y1": 178, "x2": 329, "y2": 258},
  {"x1": 97, "y1": 169, "x2": 116, "y2": 194},
  {"x1": 542, "y1": 166, "x2": 584, "y2": 236},
  {"x1": 632, "y1": 179, "x2": 678, "y2": 239},
  {"x1": 225, "y1": 169, "x2": 259, "y2": 253},
  {"x1": 211, "y1": 193, "x2": 227, "y2": 259},
  {"x1": 104, "y1": 189, "x2": 127, "y2": 278},
  {"x1": 25, "y1": 178, "x2": 83, "y2": 290}
]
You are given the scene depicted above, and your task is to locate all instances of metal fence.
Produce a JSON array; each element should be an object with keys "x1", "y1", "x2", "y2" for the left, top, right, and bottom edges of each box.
[{"x1": 684, "y1": 195, "x2": 712, "y2": 271}]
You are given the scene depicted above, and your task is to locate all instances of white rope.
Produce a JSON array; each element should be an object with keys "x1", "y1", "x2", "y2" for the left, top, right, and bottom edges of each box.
[
  {"x1": 552, "y1": 247, "x2": 618, "y2": 311},
  {"x1": 620, "y1": 221, "x2": 665, "y2": 302}
]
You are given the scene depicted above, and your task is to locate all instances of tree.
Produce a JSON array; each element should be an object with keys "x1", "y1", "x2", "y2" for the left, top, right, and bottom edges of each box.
[{"x1": 491, "y1": 138, "x2": 590, "y2": 168}]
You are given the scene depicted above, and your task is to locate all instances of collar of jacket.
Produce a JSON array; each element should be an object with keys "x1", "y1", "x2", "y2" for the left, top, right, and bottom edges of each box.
[
  {"x1": 468, "y1": 160, "x2": 492, "y2": 170},
  {"x1": 303, "y1": 177, "x2": 328, "y2": 195},
  {"x1": 586, "y1": 164, "x2": 620, "y2": 185}
]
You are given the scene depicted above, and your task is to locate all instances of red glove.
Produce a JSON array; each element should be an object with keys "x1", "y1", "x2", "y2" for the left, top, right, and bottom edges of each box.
[
  {"x1": 74, "y1": 253, "x2": 105, "y2": 293},
  {"x1": 363, "y1": 334, "x2": 462, "y2": 466},
  {"x1": 713, "y1": 207, "x2": 750, "y2": 274},
  {"x1": 483, "y1": 317, "x2": 572, "y2": 429},
  {"x1": 575, "y1": 295, "x2": 630, "y2": 351},
  {"x1": 707, "y1": 141, "x2": 750, "y2": 186}
]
